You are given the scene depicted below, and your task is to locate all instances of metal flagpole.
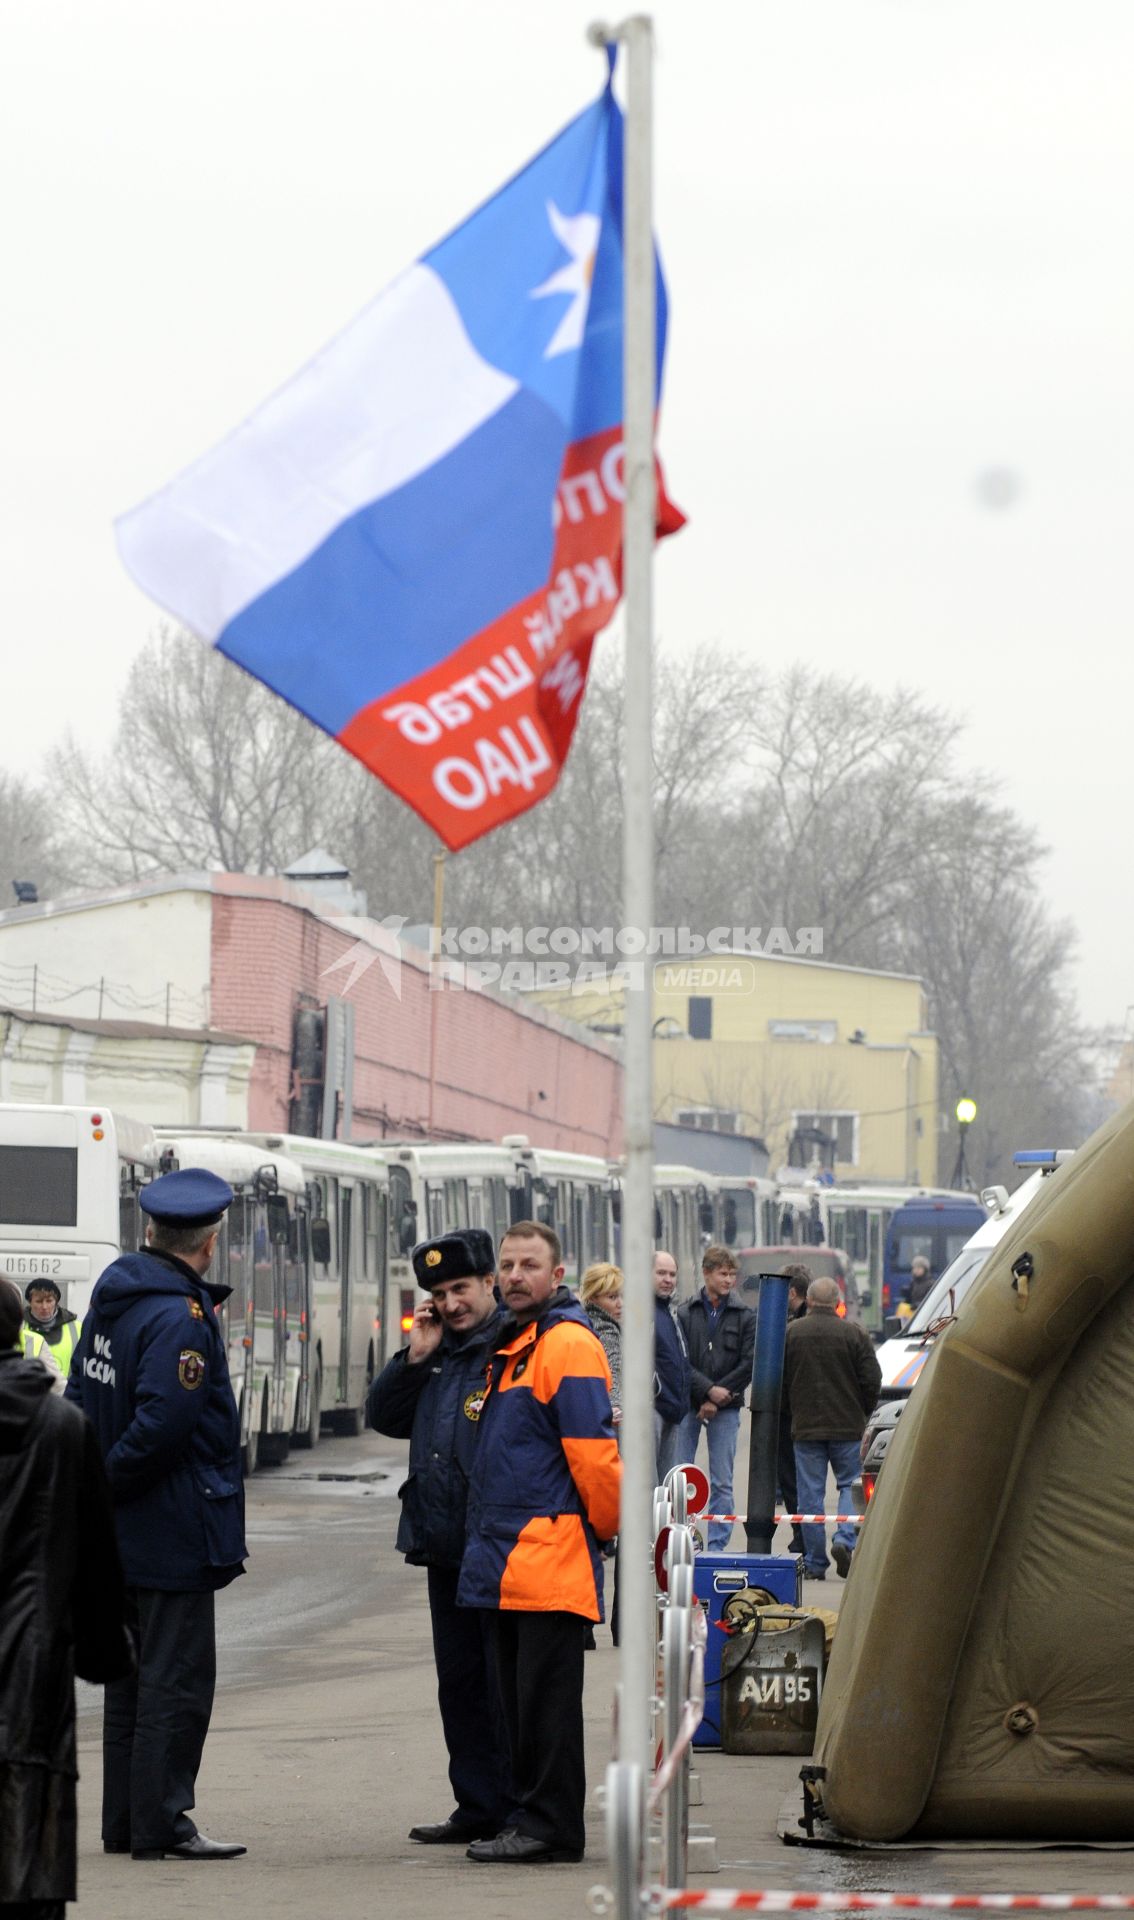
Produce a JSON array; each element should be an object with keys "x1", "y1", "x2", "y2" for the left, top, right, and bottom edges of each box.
[{"x1": 590, "y1": 11, "x2": 658, "y2": 1802}]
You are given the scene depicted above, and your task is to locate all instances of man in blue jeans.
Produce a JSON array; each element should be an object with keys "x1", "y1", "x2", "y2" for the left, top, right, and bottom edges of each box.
[
  {"x1": 783, "y1": 1275, "x2": 881, "y2": 1580},
  {"x1": 676, "y1": 1246, "x2": 755, "y2": 1552}
]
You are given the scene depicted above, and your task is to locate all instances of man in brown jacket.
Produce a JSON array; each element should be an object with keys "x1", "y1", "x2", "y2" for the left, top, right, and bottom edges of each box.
[{"x1": 783, "y1": 1276, "x2": 881, "y2": 1580}]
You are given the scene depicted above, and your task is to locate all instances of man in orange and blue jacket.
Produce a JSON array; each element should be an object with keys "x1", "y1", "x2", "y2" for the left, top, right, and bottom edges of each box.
[{"x1": 459, "y1": 1220, "x2": 621, "y2": 1865}]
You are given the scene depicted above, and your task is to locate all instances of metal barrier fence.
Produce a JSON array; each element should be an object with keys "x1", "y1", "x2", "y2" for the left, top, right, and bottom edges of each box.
[
  {"x1": 599, "y1": 1464, "x2": 710, "y2": 1918},
  {"x1": 642, "y1": 1900, "x2": 1134, "y2": 1915},
  {"x1": 592, "y1": 1470, "x2": 1119, "y2": 1920}
]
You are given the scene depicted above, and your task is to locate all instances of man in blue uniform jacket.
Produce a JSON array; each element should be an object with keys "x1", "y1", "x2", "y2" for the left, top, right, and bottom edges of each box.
[
  {"x1": 367, "y1": 1227, "x2": 510, "y2": 1846},
  {"x1": 67, "y1": 1166, "x2": 247, "y2": 1862}
]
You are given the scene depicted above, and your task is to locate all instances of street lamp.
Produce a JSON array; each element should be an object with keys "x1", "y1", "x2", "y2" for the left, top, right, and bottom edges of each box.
[{"x1": 952, "y1": 1096, "x2": 978, "y2": 1189}]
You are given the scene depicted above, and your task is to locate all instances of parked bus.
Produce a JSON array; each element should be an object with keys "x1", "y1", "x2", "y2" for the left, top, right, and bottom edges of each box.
[
  {"x1": 714, "y1": 1176, "x2": 780, "y2": 1256},
  {"x1": 0, "y1": 1102, "x2": 159, "y2": 1316},
  {"x1": 156, "y1": 1132, "x2": 313, "y2": 1469},
  {"x1": 376, "y1": 1140, "x2": 521, "y2": 1359},
  {"x1": 379, "y1": 1136, "x2": 615, "y2": 1321},
  {"x1": 882, "y1": 1193, "x2": 988, "y2": 1313},
  {"x1": 184, "y1": 1131, "x2": 393, "y2": 1441},
  {"x1": 820, "y1": 1185, "x2": 918, "y2": 1335}
]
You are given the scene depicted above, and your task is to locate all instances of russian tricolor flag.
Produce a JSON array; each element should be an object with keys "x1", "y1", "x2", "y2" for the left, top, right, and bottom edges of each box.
[{"x1": 116, "y1": 67, "x2": 682, "y2": 850}]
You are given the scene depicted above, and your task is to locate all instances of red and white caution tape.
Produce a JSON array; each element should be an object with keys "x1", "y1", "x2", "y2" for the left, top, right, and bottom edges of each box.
[
  {"x1": 650, "y1": 1896, "x2": 1134, "y2": 1915},
  {"x1": 702, "y1": 1513, "x2": 863, "y2": 1526}
]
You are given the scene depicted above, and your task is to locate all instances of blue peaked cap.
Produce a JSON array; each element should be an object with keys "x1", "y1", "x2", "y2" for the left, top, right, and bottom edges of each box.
[{"x1": 140, "y1": 1167, "x2": 234, "y2": 1226}]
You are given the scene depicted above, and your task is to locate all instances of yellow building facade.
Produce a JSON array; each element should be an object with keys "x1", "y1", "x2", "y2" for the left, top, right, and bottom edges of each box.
[{"x1": 532, "y1": 951, "x2": 938, "y2": 1185}]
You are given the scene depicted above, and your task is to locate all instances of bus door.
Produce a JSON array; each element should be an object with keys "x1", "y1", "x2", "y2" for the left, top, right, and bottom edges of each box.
[
  {"x1": 287, "y1": 1202, "x2": 314, "y2": 1428},
  {"x1": 265, "y1": 1190, "x2": 298, "y2": 1434},
  {"x1": 225, "y1": 1197, "x2": 255, "y2": 1448},
  {"x1": 250, "y1": 1197, "x2": 276, "y2": 1435},
  {"x1": 366, "y1": 1184, "x2": 388, "y2": 1366},
  {"x1": 338, "y1": 1184, "x2": 354, "y2": 1411},
  {"x1": 387, "y1": 1163, "x2": 417, "y2": 1352}
]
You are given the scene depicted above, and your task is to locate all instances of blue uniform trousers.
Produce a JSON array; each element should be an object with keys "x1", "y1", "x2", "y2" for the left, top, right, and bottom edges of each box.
[
  {"x1": 102, "y1": 1587, "x2": 215, "y2": 1853},
  {"x1": 489, "y1": 1609, "x2": 588, "y2": 1854},
  {"x1": 427, "y1": 1565, "x2": 510, "y2": 1834}
]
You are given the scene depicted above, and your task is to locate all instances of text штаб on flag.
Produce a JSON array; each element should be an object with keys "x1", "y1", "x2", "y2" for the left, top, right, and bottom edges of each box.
[{"x1": 116, "y1": 66, "x2": 683, "y2": 851}]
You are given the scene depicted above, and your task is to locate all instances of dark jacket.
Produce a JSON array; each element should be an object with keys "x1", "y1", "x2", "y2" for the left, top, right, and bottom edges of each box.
[
  {"x1": 676, "y1": 1290, "x2": 755, "y2": 1410},
  {"x1": 366, "y1": 1307, "x2": 503, "y2": 1569},
  {"x1": 654, "y1": 1296, "x2": 690, "y2": 1424},
  {"x1": 0, "y1": 1349, "x2": 133, "y2": 1904},
  {"x1": 458, "y1": 1287, "x2": 620, "y2": 1620},
  {"x1": 65, "y1": 1249, "x2": 246, "y2": 1591},
  {"x1": 783, "y1": 1307, "x2": 883, "y2": 1442}
]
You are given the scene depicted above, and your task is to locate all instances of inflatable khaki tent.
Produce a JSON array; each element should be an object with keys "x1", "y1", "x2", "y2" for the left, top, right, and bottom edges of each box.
[{"x1": 813, "y1": 1100, "x2": 1134, "y2": 1842}]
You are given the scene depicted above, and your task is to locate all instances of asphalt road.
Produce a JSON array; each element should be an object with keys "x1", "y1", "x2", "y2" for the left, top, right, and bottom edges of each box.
[{"x1": 72, "y1": 1428, "x2": 1134, "y2": 1920}]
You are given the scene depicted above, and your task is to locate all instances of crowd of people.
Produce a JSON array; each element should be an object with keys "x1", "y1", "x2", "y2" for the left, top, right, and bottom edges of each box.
[{"x1": 0, "y1": 1173, "x2": 888, "y2": 1909}]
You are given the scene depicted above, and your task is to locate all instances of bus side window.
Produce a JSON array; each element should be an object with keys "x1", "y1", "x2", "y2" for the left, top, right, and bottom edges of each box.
[
  {"x1": 227, "y1": 1197, "x2": 250, "y2": 1325},
  {"x1": 119, "y1": 1186, "x2": 141, "y2": 1256}
]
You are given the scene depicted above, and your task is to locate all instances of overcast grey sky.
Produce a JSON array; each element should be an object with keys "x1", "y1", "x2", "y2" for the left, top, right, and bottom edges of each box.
[{"x1": 3, "y1": 0, "x2": 1131, "y2": 1028}]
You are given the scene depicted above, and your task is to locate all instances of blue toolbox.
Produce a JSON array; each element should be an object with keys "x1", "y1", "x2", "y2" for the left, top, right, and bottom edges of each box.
[{"x1": 692, "y1": 1552, "x2": 803, "y2": 1748}]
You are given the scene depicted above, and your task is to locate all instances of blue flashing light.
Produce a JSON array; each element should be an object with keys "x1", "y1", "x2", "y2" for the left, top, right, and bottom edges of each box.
[{"x1": 1012, "y1": 1149, "x2": 1073, "y2": 1166}]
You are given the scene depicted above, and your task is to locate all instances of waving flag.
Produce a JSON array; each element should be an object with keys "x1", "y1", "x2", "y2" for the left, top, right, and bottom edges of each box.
[{"x1": 116, "y1": 69, "x2": 682, "y2": 850}]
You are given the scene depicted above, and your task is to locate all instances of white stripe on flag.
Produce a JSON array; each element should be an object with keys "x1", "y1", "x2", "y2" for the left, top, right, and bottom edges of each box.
[{"x1": 115, "y1": 263, "x2": 518, "y2": 641}]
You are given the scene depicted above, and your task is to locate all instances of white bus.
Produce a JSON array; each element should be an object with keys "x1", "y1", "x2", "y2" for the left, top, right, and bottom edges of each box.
[
  {"x1": 713, "y1": 1175, "x2": 781, "y2": 1257},
  {"x1": 818, "y1": 1182, "x2": 981, "y2": 1336},
  {"x1": 379, "y1": 1136, "x2": 617, "y2": 1320},
  {"x1": 155, "y1": 1132, "x2": 313, "y2": 1470},
  {"x1": 225, "y1": 1132, "x2": 392, "y2": 1437},
  {"x1": 0, "y1": 1102, "x2": 160, "y2": 1316},
  {"x1": 380, "y1": 1137, "x2": 753, "y2": 1310}
]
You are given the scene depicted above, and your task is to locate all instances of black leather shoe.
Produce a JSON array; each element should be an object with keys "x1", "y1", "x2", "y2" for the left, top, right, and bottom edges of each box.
[
  {"x1": 408, "y1": 1817, "x2": 496, "y2": 1844},
  {"x1": 132, "y1": 1834, "x2": 247, "y2": 1860},
  {"x1": 831, "y1": 1541, "x2": 852, "y2": 1580},
  {"x1": 103, "y1": 1841, "x2": 130, "y2": 1854},
  {"x1": 466, "y1": 1828, "x2": 583, "y2": 1864}
]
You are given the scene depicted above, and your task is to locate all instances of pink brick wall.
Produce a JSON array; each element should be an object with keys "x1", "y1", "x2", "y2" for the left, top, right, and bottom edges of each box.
[{"x1": 209, "y1": 892, "x2": 623, "y2": 1156}]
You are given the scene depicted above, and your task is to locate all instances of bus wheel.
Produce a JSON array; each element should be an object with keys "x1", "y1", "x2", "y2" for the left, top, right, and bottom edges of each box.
[{"x1": 294, "y1": 1366, "x2": 321, "y2": 1451}]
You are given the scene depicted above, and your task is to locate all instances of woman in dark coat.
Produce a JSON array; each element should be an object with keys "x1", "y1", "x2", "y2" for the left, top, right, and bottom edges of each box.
[{"x1": 0, "y1": 1279, "x2": 132, "y2": 1919}]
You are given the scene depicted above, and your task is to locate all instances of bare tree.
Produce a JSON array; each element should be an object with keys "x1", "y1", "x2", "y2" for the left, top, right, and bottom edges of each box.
[
  {"x1": 52, "y1": 628, "x2": 377, "y2": 884},
  {"x1": 40, "y1": 626, "x2": 1092, "y2": 1183},
  {"x1": 0, "y1": 770, "x2": 72, "y2": 907},
  {"x1": 894, "y1": 793, "x2": 1090, "y2": 1182}
]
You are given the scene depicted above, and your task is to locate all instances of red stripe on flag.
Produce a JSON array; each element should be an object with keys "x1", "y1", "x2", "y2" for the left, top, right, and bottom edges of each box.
[{"x1": 338, "y1": 426, "x2": 682, "y2": 849}]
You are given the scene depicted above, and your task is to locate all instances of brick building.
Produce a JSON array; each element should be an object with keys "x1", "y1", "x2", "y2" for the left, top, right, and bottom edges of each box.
[{"x1": 0, "y1": 871, "x2": 622, "y2": 1153}]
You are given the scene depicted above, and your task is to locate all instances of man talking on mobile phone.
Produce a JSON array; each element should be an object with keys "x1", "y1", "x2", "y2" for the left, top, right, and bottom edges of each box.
[{"x1": 366, "y1": 1229, "x2": 510, "y2": 1847}]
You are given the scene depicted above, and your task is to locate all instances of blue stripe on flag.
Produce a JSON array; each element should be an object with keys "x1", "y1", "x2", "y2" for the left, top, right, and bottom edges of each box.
[{"x1": 216, "y1": 388, "x2": 564, "y2": 734}]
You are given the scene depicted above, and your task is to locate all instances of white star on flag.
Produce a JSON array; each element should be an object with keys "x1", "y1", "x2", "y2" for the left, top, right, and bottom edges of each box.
[{"x1": 530, "y1": 202, "x2": 601, "y2": 358}]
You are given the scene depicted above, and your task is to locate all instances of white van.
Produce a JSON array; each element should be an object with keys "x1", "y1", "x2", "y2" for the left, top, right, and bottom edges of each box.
[{"x1": 873, "y1": 1153, "x2": 1073, "y2": 1399}]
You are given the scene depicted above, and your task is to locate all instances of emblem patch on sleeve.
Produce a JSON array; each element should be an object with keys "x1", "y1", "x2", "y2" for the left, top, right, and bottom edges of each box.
[
  {"x1": 463, "y1": 1388, "x2": 486, "y2": 1421},
  {"x1": 178, "y1": 1349, "x2": 205, "y2": 1390}
]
